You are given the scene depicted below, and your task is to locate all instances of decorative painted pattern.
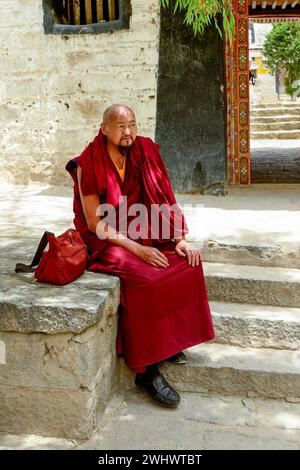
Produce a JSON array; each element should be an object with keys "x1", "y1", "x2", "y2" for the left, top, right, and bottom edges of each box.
[
  {"x1": 238, "y1": 17, "x2": 247, "y2": 42},
  {"x1": 226, "y1": 0, "x2": 250, "y2": 185},
  {"x1": 239, "y1": 102, "x2": 248, "y2": 127},
  {"x1": 239, "y1": 129, "x2": 249, "y2": 153},
  {"x1": 238, "y1": 0, "x2": 246, "y2": 14},
  {"x1": 238, "y1": 45, "x2": 248, "y2": 71},
  {"x1": 239, "y1": 73, "x2": 248, "y2": 98}
]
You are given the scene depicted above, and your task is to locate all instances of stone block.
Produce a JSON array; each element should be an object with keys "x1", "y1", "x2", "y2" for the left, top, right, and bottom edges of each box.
[
  {"x1": 0, "y1": 382, "x2": 100, "y2": 439},
  {"x1": 0, "y1": 263, "x2": 121, "y2": 438}
]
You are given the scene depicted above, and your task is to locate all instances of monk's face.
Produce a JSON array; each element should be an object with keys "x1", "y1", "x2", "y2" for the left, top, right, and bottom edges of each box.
[{"x1": 101, "y1": 108, "x2": 137, "y2": 148}]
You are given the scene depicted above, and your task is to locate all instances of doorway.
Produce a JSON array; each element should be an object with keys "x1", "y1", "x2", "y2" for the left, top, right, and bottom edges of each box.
[
  {"x1": 226, "y1": 0, "x2": 300, "y2": 185},
  {"x1": 249, "y1": 18, "x2": 300, "y2": 183}
]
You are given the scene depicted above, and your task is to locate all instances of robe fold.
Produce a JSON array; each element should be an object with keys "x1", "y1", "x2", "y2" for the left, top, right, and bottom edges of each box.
[{"x1": 66, "y1": 130, "x2": 214, "y2": 373}]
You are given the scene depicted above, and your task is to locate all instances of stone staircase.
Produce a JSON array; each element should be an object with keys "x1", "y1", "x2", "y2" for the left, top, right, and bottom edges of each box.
[
  {"x1": 250, "y1": 102, "x2": 300, "y2": 139},
  {"x1": 119, "y1": 251, "x2": 300, "y2": 403},
  {"x1": 2, "y1": 236, "x2": 299, "y2": 444},
  {"x1": 1, "y1": 183, "x2": 300, "y2": 448}
]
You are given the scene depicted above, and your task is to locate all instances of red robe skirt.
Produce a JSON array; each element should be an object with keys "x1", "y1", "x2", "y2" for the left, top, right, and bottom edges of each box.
[
  {"x1": 66, "y1": 132, "x2": 215, "y2": 373},
  {"x1": 88, "y1": 242, "x2": 214, "y2": 372}
]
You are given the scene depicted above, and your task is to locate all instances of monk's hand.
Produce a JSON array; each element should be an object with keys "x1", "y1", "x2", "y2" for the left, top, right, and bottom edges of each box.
[
  {"x1": 136, "y1": 246, "x2": 169, "y2": 268},
  {"x1": 175, "y1": 240, "x2": 201, "y2": 267}
]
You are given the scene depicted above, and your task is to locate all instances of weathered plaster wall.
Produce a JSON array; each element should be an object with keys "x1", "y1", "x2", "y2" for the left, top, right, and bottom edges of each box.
[{"x1": 0, "y1": 0, "x2": 160, "y2": 185}]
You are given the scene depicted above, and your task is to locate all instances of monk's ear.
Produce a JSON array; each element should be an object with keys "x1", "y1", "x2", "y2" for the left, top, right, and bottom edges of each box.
[{"x1": 101, "y1": 123, "x2": 107, "y2": 135}]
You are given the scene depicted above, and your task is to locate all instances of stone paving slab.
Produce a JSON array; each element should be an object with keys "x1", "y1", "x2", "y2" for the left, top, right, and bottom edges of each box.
[
  {"x1": 251, "y1": 147, "x2": 300, "y2": 184},
  {"x1": 75, "y1": 390, "x2": 300, "y2": 450},
  {"x1": 1, "y1": 181, "x2": 300, "y2": 270},
  {"x1": 1, "y1": 390, "x2": 299, "y2": 450},
  {"x1": 0, "y1": 433, "x2": 76, "y2": 450},
  {"x1": 1, "y1": 182, "x2": 300, "y2": 249}
]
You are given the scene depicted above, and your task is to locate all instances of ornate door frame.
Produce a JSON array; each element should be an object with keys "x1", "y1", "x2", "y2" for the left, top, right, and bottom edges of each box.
[
  {"x1": 225, "y1": 2, "x2": 300, "y2": 185},
  {"x1": 226, "y1": 0, "x2": 250, "y2": 185}
]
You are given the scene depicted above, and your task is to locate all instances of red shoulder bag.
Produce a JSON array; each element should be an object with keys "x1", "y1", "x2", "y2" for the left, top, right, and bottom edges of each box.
[{"x1": 15, "y1": 229, "x2": 88, "y2": 285}]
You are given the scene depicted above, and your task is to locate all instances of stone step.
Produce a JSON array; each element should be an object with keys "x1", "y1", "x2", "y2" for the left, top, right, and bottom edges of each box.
[
  {"x1": 250, "y1": 130, "x2": 300, "y2": 139},
  {"x1": 203, "y1": 262, "x2": 300, "y2": 307},
  {"x1": 251, "y1": 102, "x2": 300, "y2": 109},
  {"x1": 251, "y1": 115, "x2": 300, "y2": 123},
  {"x1": 161, "y1": 343, "x2": 300, "y2": 401},
  {"x1": 119, "y1": 343, "x2": 300, "y2": 401},
  {"x1": 198, "y1": 240, "x2": 300, "y2": 269},
  {"x1": 251, "y1": 108, "x2": 300, "y2": 117},
  {"x1": 251, "y1": 121, "x2": 300, "y2": 132},
  {"x1": 210, "y1": 300, "x2": 300, "y2": 350}
]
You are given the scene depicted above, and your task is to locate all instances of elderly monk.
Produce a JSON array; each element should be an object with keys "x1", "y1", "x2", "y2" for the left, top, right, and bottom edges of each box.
[{"x1": 66, "y1": 104, "x2": 214, "y2": 408}]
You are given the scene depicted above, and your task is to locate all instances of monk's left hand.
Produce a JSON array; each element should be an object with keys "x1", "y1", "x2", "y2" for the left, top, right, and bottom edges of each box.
[{"x1": 175, "y1": 240, "x2": 201, "y2": 267}]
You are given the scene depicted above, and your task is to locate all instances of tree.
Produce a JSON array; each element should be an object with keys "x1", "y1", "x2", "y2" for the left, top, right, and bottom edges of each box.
[
  {"x1": 262, "y1": 23, "x2": 300, "y2": 98},
  {"x1": 160, "y1": 0, "x2": 235, "y2": 42}
]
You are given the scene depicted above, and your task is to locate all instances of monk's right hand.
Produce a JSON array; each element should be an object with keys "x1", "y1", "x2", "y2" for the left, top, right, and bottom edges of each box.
[{"x1": 136, "y1": 246, "x2": 169, "y2": 268}]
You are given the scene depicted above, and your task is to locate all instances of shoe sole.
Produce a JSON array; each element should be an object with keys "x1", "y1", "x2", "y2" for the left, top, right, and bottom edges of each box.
[{"x1": 135, "y1": 383, "x2": 180, "y2": 408}]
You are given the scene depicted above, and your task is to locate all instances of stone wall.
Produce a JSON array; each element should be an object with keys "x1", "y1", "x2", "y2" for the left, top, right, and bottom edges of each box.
[
  {"x1": 0, "y1": 268, "x2": 121, "y2": 439},
  {"x1": 0, "y1": 0, "x2": 160, "y2": 186}
]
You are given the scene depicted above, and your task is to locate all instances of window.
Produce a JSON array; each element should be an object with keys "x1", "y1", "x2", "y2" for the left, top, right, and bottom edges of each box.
[{"x1": 43, "y1": 0, "x2": 131, "y2": 35}]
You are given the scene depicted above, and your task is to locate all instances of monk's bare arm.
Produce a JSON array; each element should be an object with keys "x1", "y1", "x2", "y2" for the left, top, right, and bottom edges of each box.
[
  {"x1": 77, "y1": 166, "x2": 136, "y2": 249},
  {"x1": 77, "y1": 167, "x2": 100, "y2": 233},
  {"x1": 77, "y1": 166, "x2": 168, "y2": 267}
]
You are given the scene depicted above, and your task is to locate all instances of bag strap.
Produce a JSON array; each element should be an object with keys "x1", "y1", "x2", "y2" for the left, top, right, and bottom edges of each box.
[{"x1": 15, "y1": 231, "x2": 54, "y2": 273}]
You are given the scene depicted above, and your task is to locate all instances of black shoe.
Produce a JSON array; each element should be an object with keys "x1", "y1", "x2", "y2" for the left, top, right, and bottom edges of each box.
[
  {"x1": 135, "y1": 371, "x2": 181, "y2": 408},
  {"x1": 165, "y1": 351, "x2": 187, "y2": 364}
]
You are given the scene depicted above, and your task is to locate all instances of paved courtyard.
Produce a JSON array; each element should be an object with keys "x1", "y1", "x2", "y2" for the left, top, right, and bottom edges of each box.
[
  {"x1": 251, "y1": 140, "x2": 300, "y2": 184},
  {"x1": 0, "y1": 182, "x2": 300, "y2": 450}
]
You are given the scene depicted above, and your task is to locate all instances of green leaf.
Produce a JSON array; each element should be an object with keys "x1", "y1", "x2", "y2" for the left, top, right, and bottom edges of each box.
[
  {"x1": 262, "y1": 23, "x2": 300, "y2": 97},
  {"x1": 160, "y1": 0, "x2": 235, "y2": 40}
]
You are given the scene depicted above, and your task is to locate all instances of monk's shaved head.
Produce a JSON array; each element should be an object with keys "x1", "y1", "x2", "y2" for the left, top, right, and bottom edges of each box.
[
  {"x1": 101, "y1": 103, "x2": 138, "y2": 150},
  {"x1": 102, "y1": 104, "x2": 136, "y2": 125}
]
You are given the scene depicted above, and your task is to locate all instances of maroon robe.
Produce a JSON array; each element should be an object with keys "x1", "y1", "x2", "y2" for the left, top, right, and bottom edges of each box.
[{"x1": 66, "y1": 130, "x2": 214, "y2": 373}]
